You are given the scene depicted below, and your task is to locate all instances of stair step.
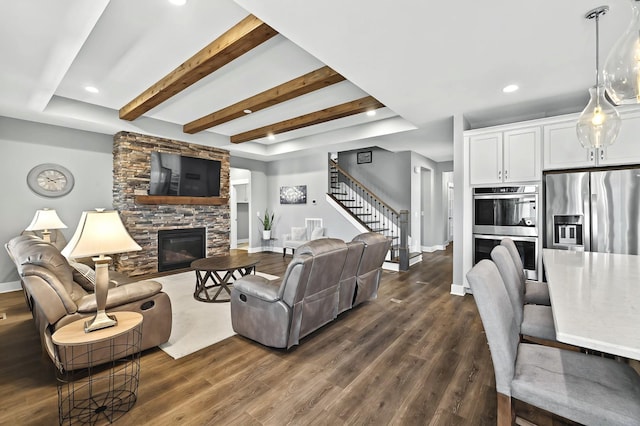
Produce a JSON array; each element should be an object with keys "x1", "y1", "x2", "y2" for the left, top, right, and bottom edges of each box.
[
  {"x1": 356, "y1": 213, "x2": 373, "y2": 217},
  {"x1": 370, "y1": 227, "x2": 389, "y2": 232}
]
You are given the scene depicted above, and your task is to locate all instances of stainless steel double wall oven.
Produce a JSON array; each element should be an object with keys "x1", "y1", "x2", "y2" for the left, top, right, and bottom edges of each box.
[{"x1": 473, "y1": 185, "x2": 539, "y2": 280}]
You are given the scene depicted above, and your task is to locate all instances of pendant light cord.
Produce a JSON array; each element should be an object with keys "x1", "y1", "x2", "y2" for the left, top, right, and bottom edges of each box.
[{"x1": 595, "y1": 12, "x2": 601, "y2": 88}]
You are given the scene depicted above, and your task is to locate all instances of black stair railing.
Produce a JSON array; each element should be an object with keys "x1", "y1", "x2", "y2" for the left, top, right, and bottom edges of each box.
[{"x1": 328, "y1": 159, "x2": 408, "y2": 266}]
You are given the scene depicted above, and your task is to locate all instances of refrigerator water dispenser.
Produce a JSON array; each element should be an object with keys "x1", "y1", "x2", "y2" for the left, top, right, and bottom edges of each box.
[{"x1": 553, "y1": 215, "x2": 584, "y2": 248}]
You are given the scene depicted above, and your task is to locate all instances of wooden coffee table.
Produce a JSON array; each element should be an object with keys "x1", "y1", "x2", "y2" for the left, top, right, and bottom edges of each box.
[{"x1": 191, "y1": 253, "x2": 260, "y2": 302}]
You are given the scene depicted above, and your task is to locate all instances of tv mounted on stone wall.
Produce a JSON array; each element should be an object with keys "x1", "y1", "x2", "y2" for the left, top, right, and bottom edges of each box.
[{"x1": 149, "y1": 151, "x2": 221, "y2": 197}]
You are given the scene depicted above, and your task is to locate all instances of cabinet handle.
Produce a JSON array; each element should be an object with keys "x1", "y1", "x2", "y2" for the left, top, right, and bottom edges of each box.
[
  {"x1": 498, "y1": 170, "x2": 502, "y2": 180},
  {"x1": 504, "y1": 170, "x2": 508, "y2": 180},
  {"x1": 600, "y1": 148, "x2": 605, "y2": 161},
  {"x1": 589, "y1": 149, "x2": 595, "y2": 162}
]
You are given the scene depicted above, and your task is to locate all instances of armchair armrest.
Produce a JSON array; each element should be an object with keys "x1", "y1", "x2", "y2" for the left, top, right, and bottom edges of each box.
[
  {"x1": 234, "y1": 275, "x2": 281, "y2": 302},
  {"x1": 76, "y1": 280, "x2": 163, "y2": 313}
]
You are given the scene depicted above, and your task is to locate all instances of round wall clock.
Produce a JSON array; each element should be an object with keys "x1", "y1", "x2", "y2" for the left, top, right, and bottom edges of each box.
[{"x1": 27, "y1": 163, "x2": 75, "y2": 198}]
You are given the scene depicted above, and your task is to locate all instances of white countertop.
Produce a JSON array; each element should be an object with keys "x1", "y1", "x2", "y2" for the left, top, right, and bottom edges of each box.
[{"x1": 542, "y1": 249, "x2": 640, "y2": 360}]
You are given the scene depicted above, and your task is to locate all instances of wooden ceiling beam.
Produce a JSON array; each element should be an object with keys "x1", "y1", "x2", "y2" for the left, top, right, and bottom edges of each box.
[
  {"x1": 119, "y1": 15, "x2": 278, "y2": 121},
  {"x1": 230, "y1": 96, "x2": 384, "y2": 144},
  {"x1": 184, "y1": 66, "x2": 346, "y2": 134}
]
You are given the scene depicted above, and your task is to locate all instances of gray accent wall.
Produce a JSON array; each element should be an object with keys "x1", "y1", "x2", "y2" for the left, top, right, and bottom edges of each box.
[
  {"x1": 0, "y1": 117, "x2": 114, "y2": 287},
  {"x1": 265, "y1": 154, "x2": 361, "y2": 245},
  {"x1": 337, "y1": 147, "x2": 411, "y2": 212}
]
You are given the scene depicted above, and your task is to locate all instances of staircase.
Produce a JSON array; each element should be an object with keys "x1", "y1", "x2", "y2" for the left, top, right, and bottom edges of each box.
[{"x1": 328, "y1": 160, "x2": 420, "y2": 270}]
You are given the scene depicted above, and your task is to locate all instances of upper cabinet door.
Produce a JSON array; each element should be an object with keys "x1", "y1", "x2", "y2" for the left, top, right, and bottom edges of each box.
[
  {"x1": 543, "y1": 121, "x2": 595, "y2": 170},
  {"x1": 503, "y1": 127, "x2": 541, "y2": 183},
  {"x1": 469, "y1": 132, "x2": 503, "y2": 185},
  {"x1": 599, "y1": 111, "x2": 640, "y2": 166}
]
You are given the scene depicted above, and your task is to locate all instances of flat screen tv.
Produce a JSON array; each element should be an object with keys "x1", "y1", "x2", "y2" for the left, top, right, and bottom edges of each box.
[{"x1": 149, "y1": 152, "x2": 221, "y2": 197}]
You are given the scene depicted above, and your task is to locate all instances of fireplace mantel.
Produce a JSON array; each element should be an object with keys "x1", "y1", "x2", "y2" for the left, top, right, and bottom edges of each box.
[{"x1": 135, "y1": 195, "x2": 229, "y2": 206}]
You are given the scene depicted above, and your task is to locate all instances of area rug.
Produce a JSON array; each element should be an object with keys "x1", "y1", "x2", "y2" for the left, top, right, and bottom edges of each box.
[{"x1": 154, "y1": 270, "x2": 278, "y2": 359}]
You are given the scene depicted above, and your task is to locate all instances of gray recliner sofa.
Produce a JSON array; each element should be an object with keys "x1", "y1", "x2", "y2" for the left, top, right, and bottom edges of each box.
[
  {"x1": 230, "y1": 232, "x2": 390, "y2": 349},
  {"x1": 5, "y1": 235, "x2": 172, "y2": 370}
]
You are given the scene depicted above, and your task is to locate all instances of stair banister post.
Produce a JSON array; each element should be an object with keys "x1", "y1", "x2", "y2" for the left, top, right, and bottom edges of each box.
[{"x1": 399, "y1": 210, "x2": 409, "y2": 271}]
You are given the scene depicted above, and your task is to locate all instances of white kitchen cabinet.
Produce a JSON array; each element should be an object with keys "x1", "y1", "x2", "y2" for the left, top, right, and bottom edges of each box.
[
  {"x1": 599, "y1": 111, "x2": 640, "y2": 166},
  {"x1": 544, "y1": 121, "x2": 596, "y2": 170},
  {"x1": 469, "y1": 132, "x2": 502, "y2": 185},
  {"x1": 503, "y1": 127, "x2": 541, "y2": 183},
  {"x1": 469, "y1": 127, "x2": 540, "y2": 185},
  {"x1": 543, "y1": 110, "x2": 640, "y2": 170}
]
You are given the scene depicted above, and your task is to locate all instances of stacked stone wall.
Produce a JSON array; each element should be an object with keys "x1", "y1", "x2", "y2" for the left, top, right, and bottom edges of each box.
[{"x1": 112, "y1": 131, "x2": 230, "y2": 276}]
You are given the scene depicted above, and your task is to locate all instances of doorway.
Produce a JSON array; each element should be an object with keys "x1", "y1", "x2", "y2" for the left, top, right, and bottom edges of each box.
[{"x1": 230, "y1": 168, "x2": 251, "y2": 250}]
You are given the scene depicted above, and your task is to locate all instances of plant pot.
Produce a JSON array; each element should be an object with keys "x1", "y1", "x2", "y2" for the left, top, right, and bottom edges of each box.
[{"x1": 262, "y1": 230, "x2": 271, "y2": 240}]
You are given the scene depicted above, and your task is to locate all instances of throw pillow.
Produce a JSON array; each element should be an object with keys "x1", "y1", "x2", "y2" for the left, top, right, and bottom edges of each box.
[
  {"x1": 310, "y1": 227, "x2": 325, "y2": 239},
  {"x1": 291, "y1": 227, "x2": 307, "y2": 241},
  {"x1": 69, "y1": 261, "x2": 96, "y2": 292}
]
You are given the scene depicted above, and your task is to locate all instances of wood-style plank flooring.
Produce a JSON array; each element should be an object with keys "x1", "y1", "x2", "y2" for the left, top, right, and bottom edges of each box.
[{"x1": 0, "y1": 246, "x2": 572, "y2": 425}]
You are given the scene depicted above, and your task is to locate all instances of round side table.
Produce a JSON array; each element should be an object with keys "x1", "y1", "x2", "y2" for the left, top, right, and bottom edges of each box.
[{"x1": 52, "y1": 311, "x2": 143, "y2": 425}]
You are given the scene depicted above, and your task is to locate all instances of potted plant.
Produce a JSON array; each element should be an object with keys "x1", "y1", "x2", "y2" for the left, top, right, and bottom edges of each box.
[{"x1": 258, "y1": 209, "x2": 275, "y2": 240}]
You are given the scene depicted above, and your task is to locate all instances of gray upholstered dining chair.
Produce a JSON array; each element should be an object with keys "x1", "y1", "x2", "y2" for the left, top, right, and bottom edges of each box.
[
  {"x1": 467, "y1": 259, "x2": 640, "y2": 425},
  {"x1": 490, "y1": 245, "x2": 556, "y2": 342},
  {"x1": 501, "y1": 237, "x2": 550, "y2": 306}
]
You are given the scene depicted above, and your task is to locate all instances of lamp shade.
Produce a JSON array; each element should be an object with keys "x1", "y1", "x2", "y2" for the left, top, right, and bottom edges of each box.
[
  {"x1": 604, "y1": 0, "x2": 640, "y2": 105},
  {"x1": 25, "y1": 208, "x2": 67, "y2": 231},
  {"x1": 62, "y1": 210, "x2": 141, "y2": 259}
]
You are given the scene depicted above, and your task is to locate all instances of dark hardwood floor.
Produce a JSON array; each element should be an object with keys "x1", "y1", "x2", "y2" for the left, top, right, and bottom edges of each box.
[{"x1": 0, "y1": 246, "x2": 573, "y2": 425}]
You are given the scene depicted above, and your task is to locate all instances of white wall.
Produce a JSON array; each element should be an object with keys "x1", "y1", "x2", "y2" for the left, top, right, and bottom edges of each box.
[
  {"x1": 452, "y1": 114, "x2": 471, "y2": 295},
  {"x1": 0, "y1": 117, "x2": 113, "y2": 288},
  {"x1": 265, "y1": 153, "x2": 361, "y2": 246},
  {"x1": 411, "y1": 152, "x2": 453, "y2": 252}
]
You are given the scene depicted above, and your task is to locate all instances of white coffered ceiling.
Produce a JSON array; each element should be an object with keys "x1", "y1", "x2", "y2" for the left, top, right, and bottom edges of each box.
[{"x1": 0, "y1": 0, "x2": 635, "y2": 162}]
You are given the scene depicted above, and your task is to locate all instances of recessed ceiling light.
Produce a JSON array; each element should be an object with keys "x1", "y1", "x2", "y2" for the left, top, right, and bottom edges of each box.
[
  {"x1": 268, "y1": 134, "x2": 275, "y2": 141},
  {"x1": 169, "y1": 0, "x2": 187, "y2": 5},
  {"x1": 366, "y1": 110, "x2": 376, "y2": 117},
  {"x1": 85, "y1": 86, "x2": 99, "y2": 94},
  {"x1": 243, "y1": 109, "x2": 252, "y2": 114},
  {"x1": 503, "y1": 84, "x2": 519, "y2": 93}
]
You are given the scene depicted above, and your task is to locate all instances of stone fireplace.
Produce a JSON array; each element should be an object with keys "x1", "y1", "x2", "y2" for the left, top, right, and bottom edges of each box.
[{"x1": 112, "y1": 131, "x2": 230, "y2": 276}]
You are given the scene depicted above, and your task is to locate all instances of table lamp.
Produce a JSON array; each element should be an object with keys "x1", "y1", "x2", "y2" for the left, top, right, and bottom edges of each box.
[
  {"x1": 62, "y1": 209, "x2": 141, "y2": 332},
  {"x1": 25, "y1": 208, "x2": 67, "y2": 243}
]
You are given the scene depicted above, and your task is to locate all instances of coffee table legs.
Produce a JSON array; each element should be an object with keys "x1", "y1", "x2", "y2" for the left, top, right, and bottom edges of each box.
[{"x1": 193, "y1": 266, "x2": 255, "y2": 302}]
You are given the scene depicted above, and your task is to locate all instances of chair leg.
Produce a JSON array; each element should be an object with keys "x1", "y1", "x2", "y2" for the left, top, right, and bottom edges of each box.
[
  {"x1": 283, "y1": 248, "x2": 286, "y2": 257},
  {"x1": 497, "y1": 392, "x2": 514, "y2": 426}
]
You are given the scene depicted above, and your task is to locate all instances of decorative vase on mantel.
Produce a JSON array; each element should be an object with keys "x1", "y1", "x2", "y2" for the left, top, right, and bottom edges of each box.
[{"x1": 262, "y1": 230, "x2": 271, "y2": 240}]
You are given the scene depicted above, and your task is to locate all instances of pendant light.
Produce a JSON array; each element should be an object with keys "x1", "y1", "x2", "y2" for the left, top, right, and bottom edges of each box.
[
  {"x1": 604, "y1": 0, "x2": 640, "y2": 105},
  {"x1": 576, "y1": 6, "x2": 622, "y2": 149}
]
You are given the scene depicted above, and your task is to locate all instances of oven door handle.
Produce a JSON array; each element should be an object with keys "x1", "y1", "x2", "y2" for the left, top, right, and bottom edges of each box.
[
  {"x1": 473, "y1": 194, "x2": 537, "y2": 201},
  {"x1": 473, "y1": 234, "x2": 538, "y2": 243}
]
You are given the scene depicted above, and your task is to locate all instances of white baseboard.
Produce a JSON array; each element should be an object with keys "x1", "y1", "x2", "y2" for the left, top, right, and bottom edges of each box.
[
  {"x1": 247, "y1": 246, "x2": 282, "y2": 254},
  {"x1": 450, "y1": 283, "x2": 468, "y2": 296},
  {"x1": 0, "y1": 280, "x2": 21, "y2": 294},
  {"x1": 421, "y1": 242, "x2": 449, "y2": 253}
]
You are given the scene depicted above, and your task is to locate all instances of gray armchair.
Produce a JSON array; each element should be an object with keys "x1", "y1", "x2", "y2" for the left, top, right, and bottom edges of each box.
[
  {"x1": 467, "y1": 260, "x2": 640, "y2": 425},
  {"x1": 490, "y1": 245, "x2": 556, "y2": 342},
  {"x1": 231, "y1": 238, "x2": 348, "y2": 348},
  {"x1": 501, "y1": 237, "x2": 550, "y2": 306},
  {"x1": 351, "y1": 232, "x2": 392, "y2": 307},
  {"x1": 5, "y1": 235, "x2": 172, "y2": 370}
]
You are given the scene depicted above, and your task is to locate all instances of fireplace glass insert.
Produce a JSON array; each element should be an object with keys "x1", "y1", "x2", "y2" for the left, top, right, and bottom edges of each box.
[{"x1": 157, "y1": 228, "x2": 206, "y2": 272}]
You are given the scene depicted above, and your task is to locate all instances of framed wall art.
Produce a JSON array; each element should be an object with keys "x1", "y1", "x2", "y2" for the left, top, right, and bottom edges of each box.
[
  {"x1": 357, "y1": 150, "x2": 372, "y2": 164},
  {"x1": 280, "y1": 185, "x2": 307, "y2": 204}
]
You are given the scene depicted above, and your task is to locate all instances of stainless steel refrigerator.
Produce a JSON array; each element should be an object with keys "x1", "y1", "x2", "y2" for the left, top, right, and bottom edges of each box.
[{"x1": 544, "y1": 168, "x2": 640, "y2": 254}]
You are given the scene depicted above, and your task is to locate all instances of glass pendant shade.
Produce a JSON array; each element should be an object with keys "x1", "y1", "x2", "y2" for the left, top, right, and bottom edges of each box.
[
  {"x1": 604, "y1": 0, "x2": 640, "y2": 105},
  {"x1": 576, "y1": 85, "x2": 622, "y2": 148}
]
